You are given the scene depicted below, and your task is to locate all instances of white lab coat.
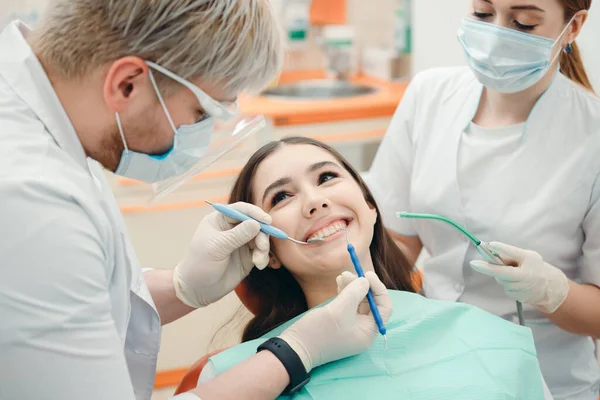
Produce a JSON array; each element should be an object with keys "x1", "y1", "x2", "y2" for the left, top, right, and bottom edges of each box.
[
  {"x1": 0, "y1": 21, "x2": 161, "y2": 399},
  {"x1": 369, "y1": 66, "x2": 600, "y2": 400}
]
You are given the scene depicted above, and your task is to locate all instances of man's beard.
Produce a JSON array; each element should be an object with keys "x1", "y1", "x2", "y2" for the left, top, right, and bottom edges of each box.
[
  {"x1": 88, "y1": 112, "x2": 159, "y2": 172},
  {"x1": 86, "y1": 121, "x2": 126, "y2": 172}
]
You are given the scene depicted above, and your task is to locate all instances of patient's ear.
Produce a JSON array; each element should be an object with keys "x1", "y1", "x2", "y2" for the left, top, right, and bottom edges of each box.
[{"x1": 268, "y1": 252, "x2": 282, "y2": 270}]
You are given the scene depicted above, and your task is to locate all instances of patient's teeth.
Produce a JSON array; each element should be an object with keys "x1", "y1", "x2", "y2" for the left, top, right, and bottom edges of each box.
[{"x1": 308, "y1": 219, "x2": 351, "y2": 241}]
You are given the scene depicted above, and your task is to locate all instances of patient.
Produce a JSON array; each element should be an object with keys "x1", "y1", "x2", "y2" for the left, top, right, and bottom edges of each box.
[{"x1": 176, "y1": 137, "x2": 549, "y2": 399}]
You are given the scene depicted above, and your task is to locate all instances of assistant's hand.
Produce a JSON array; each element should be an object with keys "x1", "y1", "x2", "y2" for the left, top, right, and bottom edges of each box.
[
  {"x1": 173, "y1": 202, "x2": 271, "y2": 308},
  {"x1": 279, "y1": 271, "x2": 392, "y2": 372},
  {"x1": 470, "y1": 242, "x2": 569, "y2": 314}
]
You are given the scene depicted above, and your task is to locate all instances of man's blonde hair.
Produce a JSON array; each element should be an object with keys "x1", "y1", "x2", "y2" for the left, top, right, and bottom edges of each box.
[{"x1": 32, "y1": 0, "x2": 285, "y2": 95}]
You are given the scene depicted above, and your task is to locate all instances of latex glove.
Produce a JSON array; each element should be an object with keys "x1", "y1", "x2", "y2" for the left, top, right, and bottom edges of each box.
[
  {"x1": 279, "y1": 271, "x2": 392, "y2": 372},
  {"x1": 470, "y1": 242, "x2": 569, "y2": 314},
  {"x1": 173, "y1": 202, "x2": 271, "y2": 308}
]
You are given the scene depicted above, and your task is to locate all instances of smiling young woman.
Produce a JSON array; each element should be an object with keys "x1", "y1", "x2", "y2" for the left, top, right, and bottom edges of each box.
[{"x1": 229, "y1": 136, "x2": 418, "y2": 340}]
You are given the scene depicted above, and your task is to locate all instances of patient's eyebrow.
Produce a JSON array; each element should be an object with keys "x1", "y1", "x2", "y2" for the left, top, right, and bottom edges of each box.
[
  {"x1": 262, "y1": 176, "x2": 292, "y2": 204},
  {"x1": 308, "y1": 161, "x2": 339, "y2": 172}
]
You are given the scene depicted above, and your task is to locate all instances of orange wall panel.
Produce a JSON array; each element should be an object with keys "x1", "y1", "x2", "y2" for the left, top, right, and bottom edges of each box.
[{"x1": 310, "y1": 0, "x2": 346, "y2": 25}]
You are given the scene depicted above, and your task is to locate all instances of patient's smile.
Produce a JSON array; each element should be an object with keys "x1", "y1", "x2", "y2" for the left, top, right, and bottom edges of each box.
[{"x1": 307, "y1": 219, "x2": 350, "y2": 242}]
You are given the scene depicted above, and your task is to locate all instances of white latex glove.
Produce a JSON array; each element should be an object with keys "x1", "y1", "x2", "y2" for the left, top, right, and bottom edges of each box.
[
  {"x1": 279, "y1": 271, "x2": 392, "y2": 372},
  {"x1": 470, "y1": 242, "x2": 570, "y2": 314},
  {"x1": 173, "y1": 202, "x2": 271, "y2": 308}
]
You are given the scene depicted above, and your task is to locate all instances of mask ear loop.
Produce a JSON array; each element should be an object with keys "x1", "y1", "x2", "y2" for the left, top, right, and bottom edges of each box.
[
  {"x1": 148, "y1": 69, "x2": 178, "y2": 134},
  {"x1": 115, "y1": 112, "x2": 129, "y2": 152},
  {"x1": 551, "y1": 15, "x2": 576, "y2": 62}
]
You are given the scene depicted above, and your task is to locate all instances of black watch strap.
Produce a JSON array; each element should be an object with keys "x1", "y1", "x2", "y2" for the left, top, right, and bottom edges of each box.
[{"x1": 257, "y1": 337, "x2": 310, "y2": 395}]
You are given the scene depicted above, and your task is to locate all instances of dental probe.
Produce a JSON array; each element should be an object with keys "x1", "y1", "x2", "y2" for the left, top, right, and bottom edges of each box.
[
  {"x1": 206, "y1": 201, "x2": 324, "y2": 245},
  {"x1": 344, "y1": 228, "x2": 388, "y2": 349}
]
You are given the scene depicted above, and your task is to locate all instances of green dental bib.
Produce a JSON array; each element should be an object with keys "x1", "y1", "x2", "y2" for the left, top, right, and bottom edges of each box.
[{"x1": 210, "y1": 290, "x2": 545, "y2": 399}]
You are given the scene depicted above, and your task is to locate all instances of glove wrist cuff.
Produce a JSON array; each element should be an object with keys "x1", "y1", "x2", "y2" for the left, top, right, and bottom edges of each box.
[
  {"x1": 537, "y1": 265, "x2": 570, "y2": 314},
  {"x1": 258, "y1": 337, "x2": 311, "y2": 395},
  {"x1": 173, "y1": 267, "x2": 202, "y2": 309},
  {"x1": 278, "y1": 333, "x2": 313, "y2": 372}
]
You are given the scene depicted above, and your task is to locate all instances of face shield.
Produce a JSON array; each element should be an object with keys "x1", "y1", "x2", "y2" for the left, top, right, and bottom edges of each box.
[{"x1": 145, "y1": 61, "x2": 268, "y2": 203}]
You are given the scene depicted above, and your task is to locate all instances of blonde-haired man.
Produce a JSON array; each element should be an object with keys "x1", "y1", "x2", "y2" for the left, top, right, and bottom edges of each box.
[{"x1": 0, "y1": 1, "x2": 393, "y2": 399}]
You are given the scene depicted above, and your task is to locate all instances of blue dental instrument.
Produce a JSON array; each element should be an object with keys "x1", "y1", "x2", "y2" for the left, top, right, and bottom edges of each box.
[
  {"x1": 206, "y1": 201, "x2": 324, "y2": 245},
  {"x1": 344, "y1": 228, "x2": 388, "y2": 347},
  {"x1": 397, "y1": 212, "x2": 525, "y2": 326}
]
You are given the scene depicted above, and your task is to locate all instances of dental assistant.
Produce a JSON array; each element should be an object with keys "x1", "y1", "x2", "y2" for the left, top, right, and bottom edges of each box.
[
  {"x1": 368, "y1": 0, "x2": 600, "y2": 399},
  {"x1": 0, "y1": 2, "x2": 392, "y2": 400}
]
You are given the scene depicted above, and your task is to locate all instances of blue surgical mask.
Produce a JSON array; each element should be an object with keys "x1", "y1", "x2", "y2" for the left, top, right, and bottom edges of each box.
[
  {"x1": 457, "y1": 17, "x2": 573, "y2": 94},
  {"x1": 114, "y1": 68, "x2": 216, "y2": 183}
]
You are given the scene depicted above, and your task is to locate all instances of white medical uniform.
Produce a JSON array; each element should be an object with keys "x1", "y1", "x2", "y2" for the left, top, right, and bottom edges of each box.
[
  {"x1": 0, "y1": 21, "x2": 161, "y2": 399},
  {"x1": 369, "y1": 66, "x2": 600, "y2": 400}
]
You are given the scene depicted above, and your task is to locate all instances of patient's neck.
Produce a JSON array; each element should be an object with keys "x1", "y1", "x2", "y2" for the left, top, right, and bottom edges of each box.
[{"x1": 297, "y1": 252, "x2": 376, "y2": 309}]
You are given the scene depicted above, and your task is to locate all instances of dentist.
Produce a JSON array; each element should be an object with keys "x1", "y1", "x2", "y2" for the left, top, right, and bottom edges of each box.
[
  {"x1": 0, "y1": 1, "x2": 391, "y2": 399},
  {"x1": 369, "y1": 0, "x2": 600, "y2": 399}
]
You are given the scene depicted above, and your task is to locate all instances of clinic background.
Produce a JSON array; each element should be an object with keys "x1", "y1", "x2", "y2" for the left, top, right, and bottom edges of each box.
[{"x1": 2, "y1": 1, "x2": 599, "y2": 399}]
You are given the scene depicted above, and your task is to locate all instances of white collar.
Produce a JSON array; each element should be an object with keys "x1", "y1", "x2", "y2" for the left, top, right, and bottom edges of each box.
[
  {"x1": 0, "y1": 21, "x2": 89, "y2": 170},
  {"x1": 459, "y1": 68, "x2": 571, "y2": 143}
]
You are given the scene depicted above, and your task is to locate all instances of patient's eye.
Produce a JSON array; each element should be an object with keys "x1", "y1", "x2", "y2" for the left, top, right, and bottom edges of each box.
[
  {"x1": 318, "y1": 171, "x2": 339, "y2": 184},
  {"x1": 271, "y1": 191, "x2": 291, "y2": 206}
]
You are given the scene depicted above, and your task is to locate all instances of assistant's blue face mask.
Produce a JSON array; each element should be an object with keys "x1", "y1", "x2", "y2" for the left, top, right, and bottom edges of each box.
[{"x1": 457, "y1": 17, "x2": 574, "y2": 94}]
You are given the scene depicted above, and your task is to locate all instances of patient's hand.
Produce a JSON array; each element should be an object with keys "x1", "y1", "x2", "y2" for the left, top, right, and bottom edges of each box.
[{"x1": 279, "y1": 271, "x2": 392, "y2": 372}]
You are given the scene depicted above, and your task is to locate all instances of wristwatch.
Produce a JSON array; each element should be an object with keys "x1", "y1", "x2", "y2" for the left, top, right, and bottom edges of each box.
[{"x1": 257, "y1": 337, "x2": 310, "y2": 394}]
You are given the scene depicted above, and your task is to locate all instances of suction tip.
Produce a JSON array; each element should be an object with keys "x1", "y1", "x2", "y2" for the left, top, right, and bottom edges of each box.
[
  {"x1": 306, "y1": 237, "x2": 325, "y2": 243},
  {"x1": 383, "y1": 335, "x2": 389, "y2": 350}
]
